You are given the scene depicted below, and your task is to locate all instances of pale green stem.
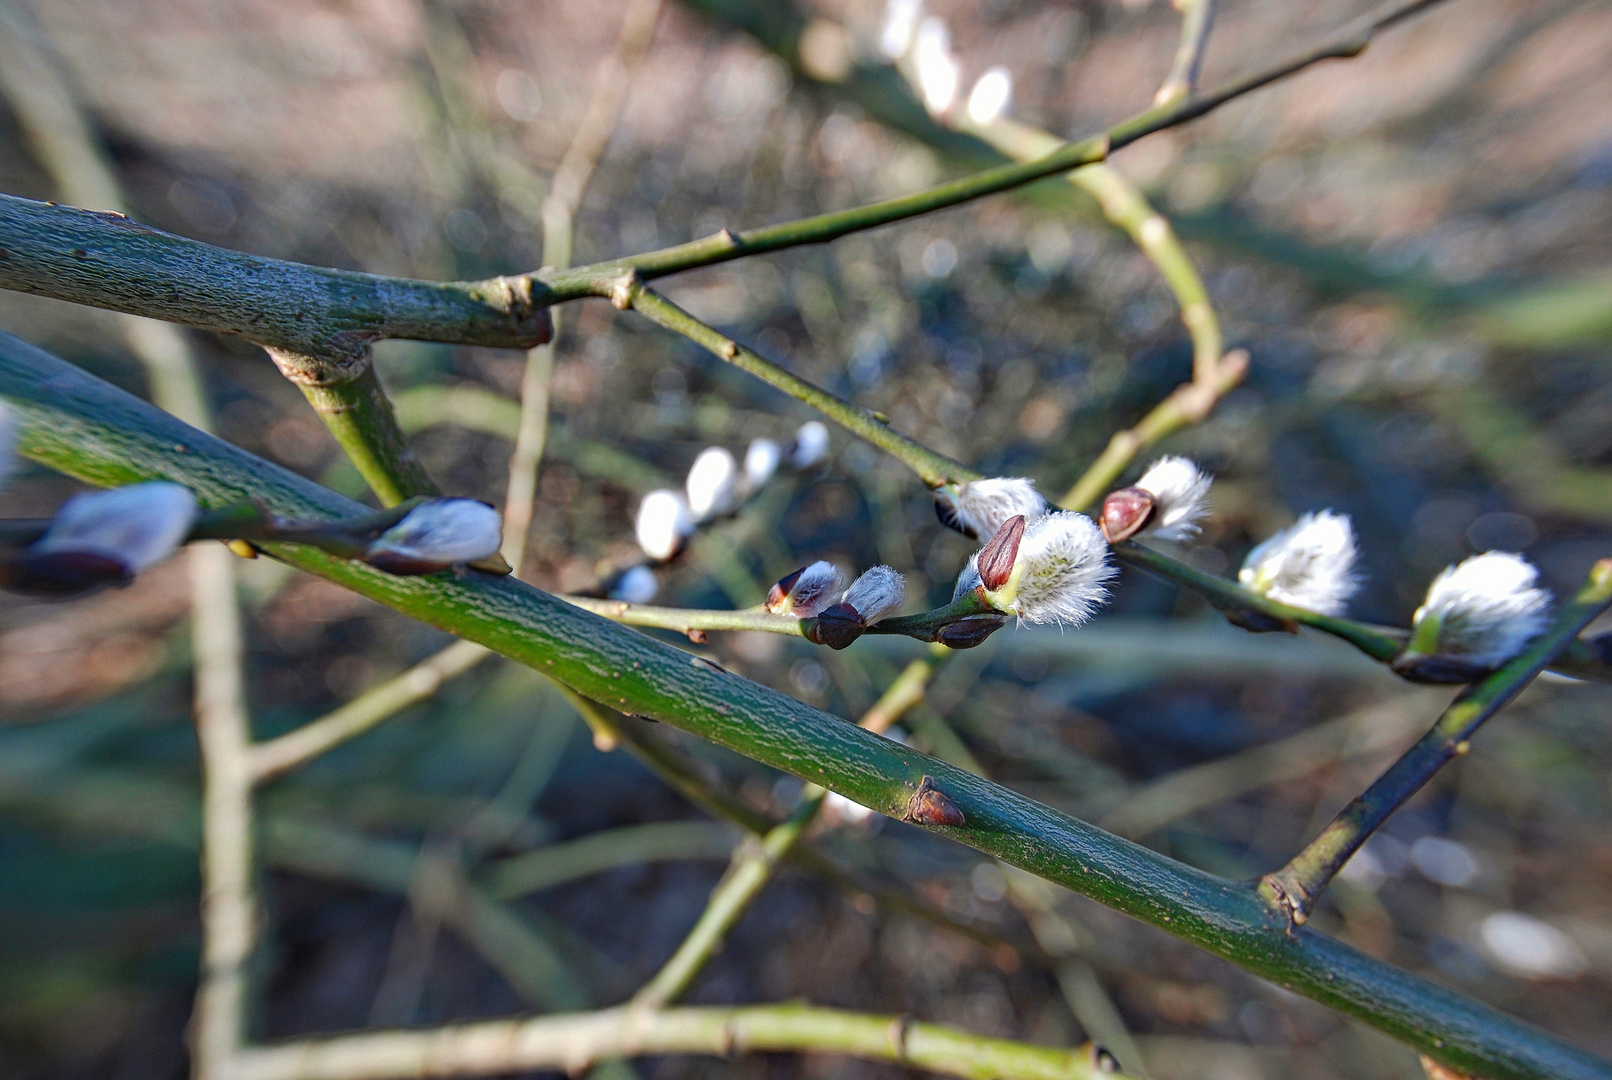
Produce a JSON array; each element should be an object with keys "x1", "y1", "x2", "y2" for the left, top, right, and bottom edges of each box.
[{"x1": 225, "y1": 1002, "x2": 1133, "y2": 1080}]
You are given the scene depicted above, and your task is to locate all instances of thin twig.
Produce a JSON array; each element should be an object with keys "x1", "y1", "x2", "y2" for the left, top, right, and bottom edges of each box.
[
  {"x1": 502, "y1": 0, "x2": 663, "y2": 569},
  {"x1": 1155, "y1": 0, "x2": 1218, "y2": 108},
  {"x1": 625, "y1": 285, "x2": 969, "y2": 487},
  {"x1": 535, "y1": 0, "x2": 1454, "y2": 304},
  {"x1": 0, "y1": 26, "x2": 258, "y2": 1075},
  {"x1": 630, "y1": 655, "x2": 942, "y2": 1009},
  {"x1": 0, "y1": 1, "x2": 1453, "y2": 339},
  {"x1": 1262, "y1": 559, "x2": 1612, "y2": 925},
  {"x1": 1100, "y1": 693, "x2": 1439, "y2": 839},
  {"x1": 249, "y1": 640, "x2": 492, "y2": 783},
  {"x1": 226, "y1": 1001, "x2": 1132, "y2": 1080}
]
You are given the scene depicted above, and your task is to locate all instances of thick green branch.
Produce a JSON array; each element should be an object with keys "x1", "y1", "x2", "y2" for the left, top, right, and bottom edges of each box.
[
  {"x1": 0, "y1": 194, "x2": 552, "y2": 354},
  {"x1": 4, "y1": 331, "x2": 1607, "y2": 1080}
]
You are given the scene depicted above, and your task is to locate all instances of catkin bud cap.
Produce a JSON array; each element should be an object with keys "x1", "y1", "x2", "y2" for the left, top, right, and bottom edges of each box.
[
  {"x1": 363, "y1": 498, "x2": 503, "y2": 575},
  {"x1": 1100, "y1": 487, "x2": 1155, "y2": 543}
]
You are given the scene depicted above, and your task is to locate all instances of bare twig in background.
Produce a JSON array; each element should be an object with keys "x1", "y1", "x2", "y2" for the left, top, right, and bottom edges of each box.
[
  {"x1": 1155, "y1": 0, "x2": 1218, "y2": 108},
  {"x1": 225, "y1": 1003, "x2": 1136, "y2": 1080},
  {"x1": 501, "y1": 0, "x2": 663, "y2": 570},
  {"x1": 0, "y1": 18, "x2": 257, "y2": 1076}
]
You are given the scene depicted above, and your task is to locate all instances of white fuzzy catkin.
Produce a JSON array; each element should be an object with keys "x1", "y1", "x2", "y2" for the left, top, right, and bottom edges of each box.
[
  {"x1": 966, "y1": 67, "x2": 1012, "y2": 125},
  {"x1": 789, "y1": 421, "x2": 830, "y2": 469},
  {"x1": 635, "y1": 489, "x2": 694, "y2": 562},
  {"x1": 999, "y1": 511, "x2": 1114, "y2": 626},
  {"x1": 371, "y1": 499, "x2": 503, "y2": 565},
  {"x1": 1414, "y1": 551, "x2": 1550, "y2": 667},
  {"x1": 953, "y1": 477, "x2": 1047, "y2": 539},
  {"x1": 913, "y1": 18, "x2": 958, "y2": 115},
  {"x1": 34, "y1": 481, "x2": 197, "y2": 574},
  {"x1": 779, "y1": 560, "x2": 846, "y2": 617},
  {"x1": 744, "y1": 439, "x2": 782, "y2": 490},
  {"x1": 1239, "y1": 510, "x2": 1360, "y2": 615},
  {"x1": 686, "y1": 447, "x2": 739, "y2": 521},
  {"x1": 842, "y1": 565, "x2": 907, "y2": 625},
  {"x1": 952, "y1": 553, "x2": 982, "y2": 601},
  {"x1": 608, "y1": 565, "x2": 660, "y2": 605},
  {"x1": 1134, "y1": 456, "x2": 1211, "y2": 541}
]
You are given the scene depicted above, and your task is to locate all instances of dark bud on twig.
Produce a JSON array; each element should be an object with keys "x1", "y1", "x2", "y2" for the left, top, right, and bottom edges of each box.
[
  {"x1": 1089, "y1": 1045, "x2": 1121, "y2": 1073},
  {"x1": 1099, "y1": 486, "x2": 1156, "y2": 543},
  {"x1": 903, "y1": 776, "x2": 965, "y2": 827},
  {"x1": 1223, "y1": 608, "x2": 1297, "y2": 634},
  {"x1": 1389, "y1": 651, "x2": 1494, "y2": 685},
  {"x1": 976, "y1": 515, "x2": 1026, "y2": 591},
  {"x1": 5, "y1": 550, "x2": 132, "y2": 596},
  {"x1": 766, "y1": 567, "x2": 803, "y2": 610},
  {"x1": 806, "y1": 601, "x2": 865, "y2": 650},
  {"x1": 932, "y1": 488, "x2": 973, "y2": 538},
  {"x1": 937, "y1": 615, "x2": 1008, "y2": 649}
]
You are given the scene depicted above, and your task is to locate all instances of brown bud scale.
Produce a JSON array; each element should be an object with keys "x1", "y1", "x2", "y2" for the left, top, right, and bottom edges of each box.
[
  {"x1": 977, "y1": 515, "x2": 1026, "y2": 591},
  {"x1": 1099, "y1": 487, "x2": 1155, "y2": 543},
  {"x1": 903, "y1": 776, "x2": 965, "y2": 827}
]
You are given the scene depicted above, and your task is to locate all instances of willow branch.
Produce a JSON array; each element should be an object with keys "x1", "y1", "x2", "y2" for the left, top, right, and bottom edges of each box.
[
  {"x1": 7, "y1": 333, "x2": 1609, "y2": 1078},
  {"x1": 624, "y1": 284, "x2": 970, "y2": 487},
  {"x1": 249, "y1": 639, "x2": 492, "y2": 783},
  {"x1": 484, "y1": 821, "x2": 739, "y2": 901},
  {"x1": 631, "y1": 655, "x2": 941, "y2": 1010},
  {"x1": 0, "y1": 1, "x2": 1448, "y2": 345},
  {"x1": 559, "y1": 691, "x2": 1010, "y2": 956},
  {"x1": 562, "y1": 591, "x2": 995, "y2": 645},
  {"x1": 1100, "y1": 693, "x2": 1438, "y2": 840},
  {"x1": 1113, "y1": 540, "x2": 1612, "y2": 683},
  {"x1": 534, "y1": 0, "x2": 1452, "y2": 303},
  {"x1": 0, "y1": 32, "x2": 258, "y2": 1072},
  {"x1": 226, "y1": 1002, "x2": 1128, "y2": 1080},
  {"x1": 1262, "y1": 559, "x2": 1612, "y2": 925},
  {"x1": 502, "y1": 0, "x2": 662, "y2": 568},
  {"x1": 1155, "y1": 0, "x2": 1218, "y2": 108},
  {"x1": 0, "y1": 194, "x2": 551, "y2": 352}
]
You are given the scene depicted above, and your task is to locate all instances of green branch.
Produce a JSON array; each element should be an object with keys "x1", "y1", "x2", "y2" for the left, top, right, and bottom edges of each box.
[
  {"x1": 4, "y1": 331, "x2": 1607, "y2": 1080},
  {"x1": 625, "y1": 285, "x2": 971, "y2": 487},
  {"x1": 535, "y1": 0, "x2": 1451, "y2": 304},
  {"x1": 0, "y1": 1, "x2": 1450, "y2": 351},
  {"x1": 563, "y1": 590, "x2": 997, "y2": 646},
  {"x1": 1262, "y1": 559, "x2": 1612, "y2": 924},
  {"x1": 0, "y1": 194, "x2": 552, "y2": 355},
  {"x1": 227, "y1": 1002, "x2": 1131, "y2": 1080}
]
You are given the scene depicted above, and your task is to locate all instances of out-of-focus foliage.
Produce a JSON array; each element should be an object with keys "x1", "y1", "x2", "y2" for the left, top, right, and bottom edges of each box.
[{"x1": 1, "y1": 1, "x2": 1611, "y2": 1077}]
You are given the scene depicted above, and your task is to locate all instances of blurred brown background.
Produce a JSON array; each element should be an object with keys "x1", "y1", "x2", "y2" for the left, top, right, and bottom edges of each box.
[{"x1": 1, "y1": 1, "x2": 1611, "y2": 1077}]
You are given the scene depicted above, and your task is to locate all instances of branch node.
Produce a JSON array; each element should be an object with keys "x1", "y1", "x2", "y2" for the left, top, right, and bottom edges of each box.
[{"x1": 611, "y1": 268, "x2": 643, "y2": 310}]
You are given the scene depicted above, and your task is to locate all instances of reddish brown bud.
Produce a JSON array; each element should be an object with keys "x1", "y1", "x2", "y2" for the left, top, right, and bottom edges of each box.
[
  {"x1": 1099, "y1": 486, "x2": 1156, "y2": 543},
  {"x1": 977, "y1": 515, "x2": 1026, "y2": 591},
  {"x1": 766, "y1": 567, "x2": 804, "y2": 612},
  {"x1": 903, "y1": 776, "x2": 965, "y2": 827},
  {"x1": 807, "y1": 601, "x2": 865, "y2": 650},
  {"x1": 937, "y1": 615, "x2": 1008, "y2": 649}
]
